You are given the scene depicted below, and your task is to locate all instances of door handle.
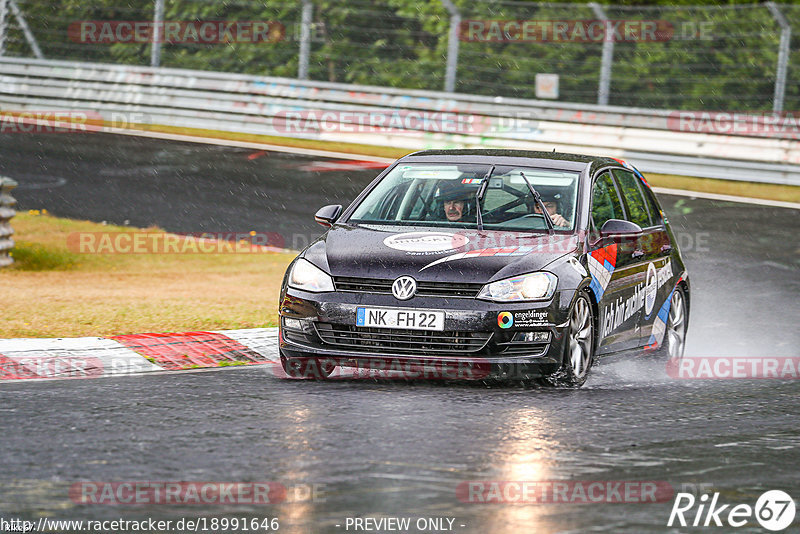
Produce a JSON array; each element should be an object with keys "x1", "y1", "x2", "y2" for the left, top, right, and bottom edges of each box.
[{"x1": 632, "y1": 250, "x2": 645, "y2": 259}]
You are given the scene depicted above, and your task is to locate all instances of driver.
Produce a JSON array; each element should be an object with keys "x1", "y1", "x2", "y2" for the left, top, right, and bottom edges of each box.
[
  {"x1": 534, "y1": 193, "x2": 570, "y2": 227},
  {"x1": 435, "y1": 181, "x2": 475, "y2": 222}
]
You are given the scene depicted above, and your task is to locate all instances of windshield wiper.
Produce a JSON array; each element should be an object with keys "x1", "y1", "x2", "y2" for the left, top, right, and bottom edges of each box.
[
  {"x1": 475, "y1": 165, "x2": 494, "y2": 231},
  {"x1": 519, "y1": 171, "x2": 554, "y2": 234}
]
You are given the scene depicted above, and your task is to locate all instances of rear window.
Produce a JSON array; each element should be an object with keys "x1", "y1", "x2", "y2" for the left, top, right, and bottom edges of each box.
[
  {"x1": 640, "y1": 181, "x2": 664, "y2": 226},
  {"x1": 591, "y1": 171, "x2": 624, "y2": 231}
]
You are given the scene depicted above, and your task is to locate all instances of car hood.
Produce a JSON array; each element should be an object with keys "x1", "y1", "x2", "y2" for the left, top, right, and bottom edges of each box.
[{"x1": 304, "y1": 223, "x2": 579, "y2": 283}]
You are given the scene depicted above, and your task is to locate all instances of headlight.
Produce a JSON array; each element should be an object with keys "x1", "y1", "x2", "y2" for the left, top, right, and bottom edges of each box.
[
  {"x1": 288, "y1": 258, "x2": 334, "y2": 292},
  {"x1": 477, "y1": 272, "x2": 557, "y2": 302}
]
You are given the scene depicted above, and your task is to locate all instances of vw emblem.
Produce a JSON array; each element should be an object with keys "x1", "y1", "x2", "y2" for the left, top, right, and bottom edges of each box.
[{"x1": 392, "y1": 276, "x2": 417, "y2": 300}]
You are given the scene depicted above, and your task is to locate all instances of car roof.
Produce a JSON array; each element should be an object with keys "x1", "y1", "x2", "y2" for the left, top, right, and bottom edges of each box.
[{"x1": 400, "y1": 149, "x2": 622, "y2": 174}]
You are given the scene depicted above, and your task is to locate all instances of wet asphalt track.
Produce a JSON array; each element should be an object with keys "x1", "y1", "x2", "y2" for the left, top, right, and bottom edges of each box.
[{"x1": 1, "y1": 133, "x2": 799, "y2": 533}]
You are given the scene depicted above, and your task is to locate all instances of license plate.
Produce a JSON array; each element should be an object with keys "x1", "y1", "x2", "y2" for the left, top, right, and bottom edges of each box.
[{"x1": 356, "y1": 307, "x2": 445, "y2": 331}]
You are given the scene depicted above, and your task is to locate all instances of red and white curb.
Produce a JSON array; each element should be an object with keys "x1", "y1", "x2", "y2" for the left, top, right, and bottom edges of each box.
[{"x1": 0, "y1": 328, "x2": 279, "y2": 381}]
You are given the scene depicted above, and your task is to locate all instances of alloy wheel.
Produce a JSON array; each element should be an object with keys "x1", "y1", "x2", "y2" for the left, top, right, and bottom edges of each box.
[
  {"x1": 568, "y1": 296, "x2": 594, "y2": 379},
  {"x1": 665, "y1": 289, "x2": 686, "y2": 360}
]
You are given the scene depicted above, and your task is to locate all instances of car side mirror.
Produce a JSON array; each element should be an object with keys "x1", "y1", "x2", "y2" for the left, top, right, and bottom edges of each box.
[
  {"x1": 600, "y1": 219, "x2": 642, "y2": 238},
  {"x1": 314, "y1": 204, "x2": 342, "y2": 228}
]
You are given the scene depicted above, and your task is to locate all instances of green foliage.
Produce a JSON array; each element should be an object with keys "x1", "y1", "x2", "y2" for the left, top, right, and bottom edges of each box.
[
  {"x1": 218, "y1": 360, "x2": 248, "y2": 366},
  {"x1": 10, "y1": 241, "x2": 80, "y2": 271}
]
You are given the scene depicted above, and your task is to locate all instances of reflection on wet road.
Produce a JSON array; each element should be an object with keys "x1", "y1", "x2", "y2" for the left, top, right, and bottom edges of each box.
[{"x1": 2, "y1": 367, "x2": 798, "y2": 533}]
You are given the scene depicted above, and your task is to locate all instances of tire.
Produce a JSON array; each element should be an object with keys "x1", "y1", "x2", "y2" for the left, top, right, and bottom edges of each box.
[
  {"x1": 656, "y1": 285, "x2": 688, "y2": 362},
  {"x1": 544, "y1": 292, "x2": 595, "y2": 388},
  {"x1": 280, "y1": 354, "x2": 336, "y2": 379}
]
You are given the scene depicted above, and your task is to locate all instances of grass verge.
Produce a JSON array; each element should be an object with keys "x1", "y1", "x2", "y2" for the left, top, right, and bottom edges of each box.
[
  {"x1": 0, "y1": 211, "x2": 295, "y2": 338},
  {"x1": 646, "y1": 173, "x2": 800, "y2": 203}
]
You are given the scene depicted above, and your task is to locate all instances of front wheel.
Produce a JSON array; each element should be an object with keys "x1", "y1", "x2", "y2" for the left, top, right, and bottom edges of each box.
[
  {"x1": 280, "y1": 354, "x2": 336, "y2": 379},
  {"x1": 544, "y1": 292, "x2": 595, "y2": 388}
]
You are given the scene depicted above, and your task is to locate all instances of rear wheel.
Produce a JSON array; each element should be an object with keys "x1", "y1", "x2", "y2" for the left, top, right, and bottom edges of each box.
[
  {"x1": 657, "y1": 286, "x2": 687, "y2": 361},
  {"x1": 545, "y1": 292, "x2": 595, "y2": 388},
  {"x1": 280, "y1": 354, "x2": 336, "y2": 379}
]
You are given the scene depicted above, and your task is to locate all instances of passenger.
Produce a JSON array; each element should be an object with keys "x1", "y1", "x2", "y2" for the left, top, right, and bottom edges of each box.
[{"x1": 534, "y1": 193, "x2": 570, "y2": 227}]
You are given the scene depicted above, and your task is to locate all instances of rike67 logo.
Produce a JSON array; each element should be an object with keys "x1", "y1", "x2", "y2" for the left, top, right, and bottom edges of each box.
[{"x1": 668, "y1": 490, "x2": 796, "y2": 531}]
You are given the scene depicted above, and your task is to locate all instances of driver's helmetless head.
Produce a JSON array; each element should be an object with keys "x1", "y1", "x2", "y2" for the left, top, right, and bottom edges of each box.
[
  {"x1": 534, "y1": 201, "x2": 559, "y2": 216},
  {"x1": 444, "y1": 199, "x2": 465, "y2": 221},
  {"x1": 437, "y1": 181, "x2": 472, "y2": 222}
]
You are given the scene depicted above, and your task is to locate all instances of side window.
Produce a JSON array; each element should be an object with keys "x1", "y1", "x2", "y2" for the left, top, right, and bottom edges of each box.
[
  {"x1": 591, "y1": 171, "x2": 624, "y2": 231},
  {"x1": 613, "y1": 169, "x2": 651, "y2": 228},
  {"x1": 640, "y1": 183, "x2": 664, "y2": 226}
]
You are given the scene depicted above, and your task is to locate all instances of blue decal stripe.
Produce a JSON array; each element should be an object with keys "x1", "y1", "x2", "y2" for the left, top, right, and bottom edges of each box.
[{"x1": 589, "y1": 278, "x2": 604, "y2": 300}]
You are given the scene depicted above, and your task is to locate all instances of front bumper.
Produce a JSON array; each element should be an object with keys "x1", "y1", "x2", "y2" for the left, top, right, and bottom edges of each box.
[{"x1": 279, "y1": 287, "x2": 575, "y2": 379}]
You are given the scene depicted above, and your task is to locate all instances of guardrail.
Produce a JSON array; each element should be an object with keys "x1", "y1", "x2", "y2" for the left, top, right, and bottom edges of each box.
[
  {"x1": 0, "y1": 176, "x2": 17, "y2": 268},
  {"x1": 1, "y1": 57, "x2": 799, "y2": 185}
]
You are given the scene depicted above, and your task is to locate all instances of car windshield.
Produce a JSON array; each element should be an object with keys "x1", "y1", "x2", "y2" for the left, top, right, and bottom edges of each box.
[{"x1": 348, "y1": 163, "x2": 580, "y2": 232}]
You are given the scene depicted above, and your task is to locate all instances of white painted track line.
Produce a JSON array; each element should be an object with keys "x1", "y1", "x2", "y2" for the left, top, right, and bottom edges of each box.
[{"x1": 107, "y1": 127, "x2": 399, "y2": 163}]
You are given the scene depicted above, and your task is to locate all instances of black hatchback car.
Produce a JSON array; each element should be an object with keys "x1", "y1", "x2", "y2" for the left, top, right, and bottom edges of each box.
[{"x1": 279, "y1": 149, "x2": 689, "y2": 386}]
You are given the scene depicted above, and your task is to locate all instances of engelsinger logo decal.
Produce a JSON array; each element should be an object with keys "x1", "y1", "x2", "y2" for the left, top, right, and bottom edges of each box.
[
  {"x1": 497, "y1": 310, "x2": 548, "y2": 329},
  {"x1": 601, "y1": 259, "x2": 673, "y2": 337},
  {"x1": 383, "y1": 232, "x2": 469, "y2": 254},
  {"x1": 497, "y1": 312, "x2": 514, "y2": 328}
]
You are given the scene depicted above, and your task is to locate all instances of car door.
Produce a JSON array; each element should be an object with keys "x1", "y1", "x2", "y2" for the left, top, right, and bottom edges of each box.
[
  {"x1": 588, "y1": 170, "x2": 641, "y2": 354},
  {"x1": 611, "y1": 168, "x2": 673, "y2": 349}
]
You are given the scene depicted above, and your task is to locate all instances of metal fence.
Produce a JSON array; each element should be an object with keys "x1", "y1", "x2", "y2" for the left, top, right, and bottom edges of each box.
[
  {"x1": 1, "y1": 1, "x2": 798, "y2": 113},
  {"x1": 0, "y1": 176, "x2": 16, "y2": 268}
]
